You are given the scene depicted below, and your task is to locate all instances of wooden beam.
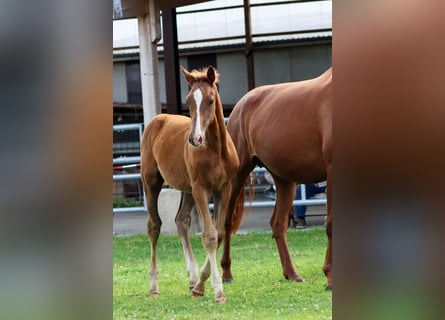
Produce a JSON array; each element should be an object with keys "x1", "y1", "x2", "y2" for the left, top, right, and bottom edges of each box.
[
  {"x1": 115, "y1": 0, "x2": 210, "y2": 19},
  {"x1": 244, "y1": 0, "x2": 255, "y2": 90},
  {"x1": 162, "y1": 9, "x2": 182, "y2": 114},
  {"x1": 159, "y1": 0, "x2": 211, "y2": 10}
]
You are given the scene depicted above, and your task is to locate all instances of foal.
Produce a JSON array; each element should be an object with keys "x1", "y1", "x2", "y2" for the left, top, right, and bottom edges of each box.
[{"x1": 140, "y1": 66, "x2": 239, "y2": 303}]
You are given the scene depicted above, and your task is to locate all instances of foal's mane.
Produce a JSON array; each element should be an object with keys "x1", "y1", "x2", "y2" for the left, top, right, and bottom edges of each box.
[{"x1": 188, "y1": 67, "x2": 220, "y2": 85}]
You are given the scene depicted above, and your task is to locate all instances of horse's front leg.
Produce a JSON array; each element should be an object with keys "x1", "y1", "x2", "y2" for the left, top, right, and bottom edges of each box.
[
  {"x1": 175, "y1": 192, "x2": 199, "y2": 291},
  {"x1": 191, "y1": 185, "x2": 226, "y2": 304},
  {"x1": 221, "y1": 165, "x2": 253, "y2": 283}
]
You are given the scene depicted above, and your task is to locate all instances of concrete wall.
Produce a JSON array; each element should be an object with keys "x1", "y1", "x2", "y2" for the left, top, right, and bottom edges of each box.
[{"x1": 158, "y1": 189, "x2": 181, "y2": 234}]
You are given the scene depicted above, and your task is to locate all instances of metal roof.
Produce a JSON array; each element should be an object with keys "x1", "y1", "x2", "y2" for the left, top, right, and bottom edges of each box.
[
  {"x1": 113, "y1": 31, "x2": 332, "y2": 59},
  {"x1": 114, "y1": 0, "x2": 211, "y2": 19},
  {"x1": 113, "y1": 0, "x2": 332, "y2": 54}
]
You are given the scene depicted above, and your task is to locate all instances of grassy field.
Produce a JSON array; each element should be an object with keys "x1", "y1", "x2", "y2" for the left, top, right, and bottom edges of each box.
[{"x1": 113, "y1": 228, "x2": 332, "y2": 319}]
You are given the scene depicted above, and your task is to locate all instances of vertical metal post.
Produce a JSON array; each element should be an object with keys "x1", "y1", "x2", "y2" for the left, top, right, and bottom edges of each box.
[
  {"x1": 244, "y1": 0, "x2": 255, "y2": 90},
  {"x1": 301, "y1": 184, "x2": 307, "y2": 200},
  {"x1": 138, "y1": 123, "x2": 147, "y2": 211},
  {"x1": 138, "y1": 0, "x2": 161, "y2": 126},
  {"x1": 162, "y1": 9, "x2": 182, "y2": 115}
]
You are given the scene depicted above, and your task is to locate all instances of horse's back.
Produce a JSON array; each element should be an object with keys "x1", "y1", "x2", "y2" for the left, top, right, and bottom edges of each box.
[
  {"x1": 228, "y1": 68, "x2": 332, "y2": 183},
  {"x1": 230, "y1": 68, "x2": 331, "y2": 130},
  {"x1": 145, "y1": 114, "x2": 190, "y2": 139},
  {"x1": 142, "y1": 114, "x2": 189, "y2": 153},
  {"x1": 241, "y1": 68, "x2": 331, "y2": 117},
  {"x1": 141, "y1": 114, "x2": 192, "y2": 191}
]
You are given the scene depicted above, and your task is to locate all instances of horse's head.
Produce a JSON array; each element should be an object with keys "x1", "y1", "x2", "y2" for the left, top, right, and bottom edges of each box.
[{"x1": 182, "y1": 66, "x2": 219, "y2": 147}]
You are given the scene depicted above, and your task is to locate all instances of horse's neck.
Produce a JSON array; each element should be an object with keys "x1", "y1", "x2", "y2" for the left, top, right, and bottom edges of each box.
[{"x1": 208, "y1": 93, "x2": 229, "y2": 156}]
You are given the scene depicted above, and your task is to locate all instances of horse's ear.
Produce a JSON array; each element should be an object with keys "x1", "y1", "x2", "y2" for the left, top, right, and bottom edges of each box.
[
  {"x1": 207, "y1": 66, "x2": 217, "y2": 85},
  {"x1": 181, "y1": 66, "x2": 195, "y2": 85}
]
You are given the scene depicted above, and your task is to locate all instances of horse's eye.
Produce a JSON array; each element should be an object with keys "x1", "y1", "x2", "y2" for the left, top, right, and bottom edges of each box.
[{"x1": 208, "y1": 99, "x2": 214, "y2": 106}]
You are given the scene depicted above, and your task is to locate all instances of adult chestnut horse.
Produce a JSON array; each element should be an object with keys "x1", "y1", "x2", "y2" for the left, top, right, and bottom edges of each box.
[
  {"x1": 221, "y1": 67, "x2": 332, "y2": 290},
  {"x1": 140, "y1": 67, "x2": 239, "y2": 303}
]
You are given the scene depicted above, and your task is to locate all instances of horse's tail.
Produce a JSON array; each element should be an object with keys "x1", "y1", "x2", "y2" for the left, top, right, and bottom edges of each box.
[{"x1": 231, "y1": 172, "x2": 255, "y2": 234}]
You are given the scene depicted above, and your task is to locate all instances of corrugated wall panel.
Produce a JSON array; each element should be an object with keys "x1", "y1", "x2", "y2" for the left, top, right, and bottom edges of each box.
[
  {"x1": 217, "y1": 52, "x2": 248, "y2": 105},
  {"x1": 113, "y1": 63, "x2": 128, "y2": 103}
]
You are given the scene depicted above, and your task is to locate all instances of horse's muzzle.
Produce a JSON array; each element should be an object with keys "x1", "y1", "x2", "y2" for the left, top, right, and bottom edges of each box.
[{"x1": 188, "y1": 134, "x2": 203, "y2": 147}]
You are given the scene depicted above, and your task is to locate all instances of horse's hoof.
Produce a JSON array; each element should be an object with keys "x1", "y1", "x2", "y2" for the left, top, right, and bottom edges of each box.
[
  {"x1": 189, "y1": 282, "x2": 198, "y2": 292},
  {"x1": 222, "y1": 271, "x2": 233, "y2": 283},
  {"x1": 191, "y1": 285, "x2": 205, "y2": 298},
  {"x1": 325, "y1": 284, "x2": 332, "y2": 291},
  {"x1": 150, "y1": 290, "x2": 160, "y2": 298},
  {"x1": 191, "y1": 290, "x2": 204, "y2": 299},
  {"x1": 285, "y1": 274, "x2": 305, "y2": 282},
  {"x1": 215, "y1": 294, "x2": 227, "y2": 304}
]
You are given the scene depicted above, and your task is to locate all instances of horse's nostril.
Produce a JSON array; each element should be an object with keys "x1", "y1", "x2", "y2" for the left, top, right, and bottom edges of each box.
[{"x1": 188, "y1": 134, "x2": 203, "y2": 147}]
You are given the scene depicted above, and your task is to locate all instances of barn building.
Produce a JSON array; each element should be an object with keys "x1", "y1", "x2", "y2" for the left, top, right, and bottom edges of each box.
[
  {"x1": 113, "y1": 0, "x2": 332, "y2": 124},
  {"x1": 113, "y1": 0, "x2": 331, "y2": 208}
]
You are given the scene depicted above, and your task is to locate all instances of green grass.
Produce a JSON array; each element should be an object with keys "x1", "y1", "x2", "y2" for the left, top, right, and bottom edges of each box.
[
  {"x1": 113, "y1": 228, "x2": 332, "y2": 319},
  {"x1": 113, "y1": 198, "x2": 143, "y2": 208}
]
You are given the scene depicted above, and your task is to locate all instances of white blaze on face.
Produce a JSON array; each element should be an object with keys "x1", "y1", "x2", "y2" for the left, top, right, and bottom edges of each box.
[{"x1": 192, "y1": 88, "x2": 203, "y2": 143}]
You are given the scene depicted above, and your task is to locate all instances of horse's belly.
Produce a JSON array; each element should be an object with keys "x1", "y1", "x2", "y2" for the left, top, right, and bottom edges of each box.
[
  {"x1": 265, "y1": 158, "x2": 327, "y2": 184},
  {"x1": 251, "y1": 121, "x2": 329, "y2": 183},
  {"x1": 152, "y1": 140, "x2": 192, "y2": 192},
  {"x1": 288, "y1": 165, "x2": 326, "y2": 184},
  {"x1": 156, "y1": 161, "x2": 191, "y2": 192}
]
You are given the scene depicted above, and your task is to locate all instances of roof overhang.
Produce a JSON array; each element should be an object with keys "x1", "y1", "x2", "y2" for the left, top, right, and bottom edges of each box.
[
  {"x1": 113, "y1": 0, "x2": 210, "y2": 19},
  {"x1": 159, "y1": 0, "x2": 210, "y2": 10}
]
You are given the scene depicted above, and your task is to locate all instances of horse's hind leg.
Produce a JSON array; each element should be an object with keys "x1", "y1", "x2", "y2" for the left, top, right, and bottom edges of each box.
[
  {"x1": 323, "y1": 163, "x2": 332, "y2": 290},
  {"x1": 221, "y1": 161, "x2": 256, "y2": 283},
  {"x1": 175, "y1": 192, "x2": 199, "y2": 290},
  {"x1": 142, "y1": 170, "x2": 164, "y2": 297},
  {"x1": 271, "y1": 177, "x2": 304, "y2": 282}
]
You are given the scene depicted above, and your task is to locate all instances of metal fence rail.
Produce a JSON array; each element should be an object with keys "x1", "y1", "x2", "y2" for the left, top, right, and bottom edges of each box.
[
  {"x1": 113, "y1": 123, "x2": 146, "y2": 213},
  {"x1": 113, "y1": 123, "x2": 327, "y2": 214}
]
